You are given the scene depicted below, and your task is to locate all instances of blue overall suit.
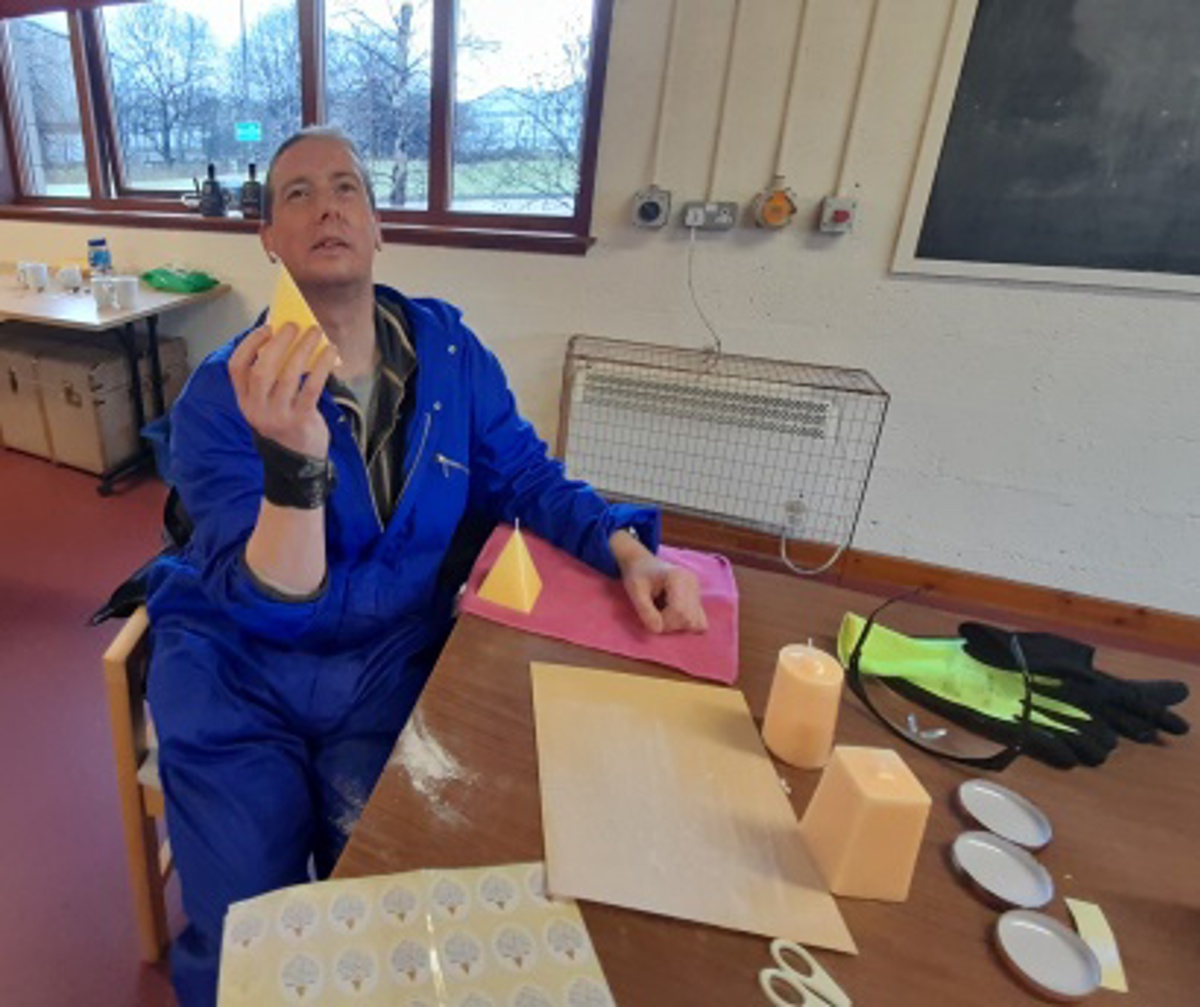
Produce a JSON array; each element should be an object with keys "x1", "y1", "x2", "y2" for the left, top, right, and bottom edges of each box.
[{"x1": 146, "y1": 286, "x2": 659, "y2": 1005}]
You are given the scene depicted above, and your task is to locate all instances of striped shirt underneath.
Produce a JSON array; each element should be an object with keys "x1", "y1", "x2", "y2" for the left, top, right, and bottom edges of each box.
[{"x1": 328, "y1": 300, "x2": 417, "y2": 525}]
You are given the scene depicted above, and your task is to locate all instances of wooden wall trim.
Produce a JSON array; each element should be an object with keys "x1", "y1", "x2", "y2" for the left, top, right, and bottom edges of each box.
[
  {"x1": 0, "y1": 98, "x2": 12, "y2": 203},
  {"x1": 0, "y1": 203, "x2": 592, "y2": 254},
  {"x1": 571, "y1": 0, "x2": 615, "y2": 235},
  {"x1": 3, "y1": 1, "x2": 142, "y2": 15},
  {"x1": 427, "y1": 0, "x2": 453, "y2": 215},
  {"x1": 298, "y1": 0, "x2": 324, "y2": 126},
  {"x1": 66, "y1": 11, "x2": 104, "y2": 200},
  {"x1": 660, "y1": 513, "x2": 1200, "y2": 661}
]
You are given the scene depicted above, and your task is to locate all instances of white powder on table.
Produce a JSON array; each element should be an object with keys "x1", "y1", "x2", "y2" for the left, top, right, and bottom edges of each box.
[{"x1": 390, "y1": 710, "x2": 477, "y2": 825}]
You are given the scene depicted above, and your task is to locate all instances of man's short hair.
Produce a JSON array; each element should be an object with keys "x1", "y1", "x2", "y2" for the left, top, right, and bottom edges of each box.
[{"x1": 262, "y1": 126, "x2": 377, "y2": 223}]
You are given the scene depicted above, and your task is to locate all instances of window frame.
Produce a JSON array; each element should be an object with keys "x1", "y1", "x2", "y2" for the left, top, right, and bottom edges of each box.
[{"x1": 0, "y1": 0, "x2": 614, "y2": 254}]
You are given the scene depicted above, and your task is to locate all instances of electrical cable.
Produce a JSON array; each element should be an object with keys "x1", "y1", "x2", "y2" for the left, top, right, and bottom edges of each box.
[
  {"x1": 833, "y1": 0, "x2": 883, "y2": 196},
  {"x1": 649, "y1": 0, "x2": 682, "y2": 185},
  {"x1": 686, "y1": 226, "x2": 723, "y2": 359},
  {"x1": 779, "y1": 529, "x2": 849, "y2": 577},
  {"x1": 706, "y1": 0, "x2": 744, "y2": 200},
  {"x1": 772, "y1": 0, "x2": 811, "y2": 181}
]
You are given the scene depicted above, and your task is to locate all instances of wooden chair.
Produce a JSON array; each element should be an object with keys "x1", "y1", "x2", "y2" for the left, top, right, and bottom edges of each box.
[{"x1": 102, "y1": 605, "x2": 173, "y2": 961}]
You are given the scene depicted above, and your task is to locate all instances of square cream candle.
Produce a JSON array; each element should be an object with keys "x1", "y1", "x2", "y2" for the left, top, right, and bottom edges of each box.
[{"x1": 798, "y1": 745, "x2": 932, "y2": 902}]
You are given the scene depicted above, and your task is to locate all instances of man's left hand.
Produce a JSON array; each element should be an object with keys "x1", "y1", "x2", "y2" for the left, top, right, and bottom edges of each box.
[{"x1": 610, "y1": 531, "x2": 708, "y2": 635}]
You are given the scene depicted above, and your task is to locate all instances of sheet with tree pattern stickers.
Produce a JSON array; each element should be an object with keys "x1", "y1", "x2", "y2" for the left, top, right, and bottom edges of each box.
[{"x1": 219, "y1": 861, "x2": 614, "y2": 1007}]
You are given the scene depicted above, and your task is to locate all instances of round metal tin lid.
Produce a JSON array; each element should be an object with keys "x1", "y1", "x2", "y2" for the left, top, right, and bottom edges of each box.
[
  {"x1": 995, "y1": 910, "x2": 1102, "y2": 1001},
  {"x1": 950, "y1": 831, "x2": 1055, "y2": 909},
  {"x1": 958, "y1": 779, "x2": 1053, "y2": 849}
]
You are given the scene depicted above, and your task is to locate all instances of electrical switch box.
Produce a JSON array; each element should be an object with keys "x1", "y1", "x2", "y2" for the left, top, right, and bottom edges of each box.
[
  {"x1": 752, "y1": 186, "x2": 798, "y2": 229},
  {"x1": 632, "y1": 186, "x2": 672, "y2": 229},
  {"x1": 819, "y1": 196, "x2": 858, "y2": 234}
]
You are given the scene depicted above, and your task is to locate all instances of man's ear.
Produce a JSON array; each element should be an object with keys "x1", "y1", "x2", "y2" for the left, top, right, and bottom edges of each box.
[
  {"x1": 260, "y1": 225, "x2": 279, "y2": 263},
  {"x1": 374, "y1": 212, "x2": 383, "y2": 251}
]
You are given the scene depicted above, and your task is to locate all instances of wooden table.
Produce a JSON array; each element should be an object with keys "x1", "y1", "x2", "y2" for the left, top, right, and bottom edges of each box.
[
  {"x1": 335, "y1": 566, "x2": 1199, "y2": 1005},
  {"x1": 0, "y1": 274, "x2": 228, "y2": 493}
]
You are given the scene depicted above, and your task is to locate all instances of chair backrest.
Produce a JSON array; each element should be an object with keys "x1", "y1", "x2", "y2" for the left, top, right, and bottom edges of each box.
[
  {"x1": 102, "y1": 605, "x2": 172, "y2": 961},
  {"x1": 102, "y1": 606, "x2": 154, "y2": 794}
]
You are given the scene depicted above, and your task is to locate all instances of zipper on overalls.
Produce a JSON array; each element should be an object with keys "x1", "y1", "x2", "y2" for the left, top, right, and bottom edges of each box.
[
  {"x1": 398, "y1": 410, "x2": 433, "y2": 503},
  {"x1": 334, "y1": 397, "x2": 385, "y2": 534},
  {"x1": 434, "y1": 452, "x2": 470, "y2": 478}
]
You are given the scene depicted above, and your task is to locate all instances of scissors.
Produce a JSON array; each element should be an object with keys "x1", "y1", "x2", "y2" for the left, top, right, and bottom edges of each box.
[{"x1": 758, "y1": 938, "x2": 852, "y2": 1006}]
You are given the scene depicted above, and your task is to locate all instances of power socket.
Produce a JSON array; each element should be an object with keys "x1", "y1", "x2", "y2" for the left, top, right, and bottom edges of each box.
[{"x1": 681, "y1": 200, "x2": 738, "y2": 231}]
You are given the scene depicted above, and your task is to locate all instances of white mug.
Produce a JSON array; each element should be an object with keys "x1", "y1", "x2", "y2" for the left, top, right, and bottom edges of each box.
[
  {"x1": 92, "y1": 276, "x2": 116, "y2": 309},
  {"x1": 19, "y1": 261, "x2": 49, "y2": 291},
  {"x1": 112, "y1": 275, "x2": 139, "y2": 309},
  {"x1": 57, "y1": 265, "x2": 83, "y2": 292}
]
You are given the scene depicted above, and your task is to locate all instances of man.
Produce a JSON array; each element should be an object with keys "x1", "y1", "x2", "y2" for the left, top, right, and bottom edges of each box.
[{"x1": 146, "y1": 126, "x2": 707, "y2": 1006}]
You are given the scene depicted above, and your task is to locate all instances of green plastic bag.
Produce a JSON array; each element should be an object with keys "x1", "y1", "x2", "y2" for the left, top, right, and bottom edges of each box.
[{"x1": 141, "y1": 267, "x2": 219, "y2": 293}]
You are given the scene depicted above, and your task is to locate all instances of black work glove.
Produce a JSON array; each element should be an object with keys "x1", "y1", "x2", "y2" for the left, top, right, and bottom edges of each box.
[
  {"x1": 959, "y1": 622, "x2": 1190, "y2": 743},
  {"x1": 840, "y1": 611, "x2": 1118, "y2": 770},
  {"x1": 874, "y1": 675, "x2": 1119, "y2": 769}
]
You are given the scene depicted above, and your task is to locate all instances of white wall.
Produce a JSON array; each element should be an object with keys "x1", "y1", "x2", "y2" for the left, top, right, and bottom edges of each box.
[{"x1": 3, "y1": 0, "x2": 1198, "y2": 615}]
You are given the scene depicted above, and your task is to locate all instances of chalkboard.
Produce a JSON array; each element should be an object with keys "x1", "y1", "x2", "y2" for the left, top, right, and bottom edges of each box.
[{"x1": 895, "y1": 0, "x2": 1200, "y2": 294}]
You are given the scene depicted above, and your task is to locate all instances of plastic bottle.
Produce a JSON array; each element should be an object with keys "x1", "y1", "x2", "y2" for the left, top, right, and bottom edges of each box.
[{"x1": 87, "y1": 237, "x2": 112, "y2": 275}]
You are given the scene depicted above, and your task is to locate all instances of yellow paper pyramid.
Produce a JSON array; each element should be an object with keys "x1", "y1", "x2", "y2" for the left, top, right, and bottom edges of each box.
[
  {"x1": 267, "y1": 263, "x2": 332, "y2": 372},
  {"x1": 478, "y1": 524, "x2": 542, "y2": 614}
]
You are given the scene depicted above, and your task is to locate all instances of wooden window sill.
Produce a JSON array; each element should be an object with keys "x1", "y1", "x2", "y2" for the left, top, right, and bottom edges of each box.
[{"x1": 0, "y1": 203, "x2": 593, "y2": 255}]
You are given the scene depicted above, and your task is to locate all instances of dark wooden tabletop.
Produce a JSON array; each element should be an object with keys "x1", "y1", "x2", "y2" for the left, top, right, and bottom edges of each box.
[{"x1": 335, "y1": 565, "x2": 1199, "y2": 1006}]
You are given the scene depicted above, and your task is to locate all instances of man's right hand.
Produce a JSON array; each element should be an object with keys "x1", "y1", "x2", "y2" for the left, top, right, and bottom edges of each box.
[{"x1": 229, "y1": 323, "x2": 339, "y2": 459}]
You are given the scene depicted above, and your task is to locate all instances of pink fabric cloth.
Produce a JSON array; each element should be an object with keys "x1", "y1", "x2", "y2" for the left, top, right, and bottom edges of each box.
[{"x1": 459, "y1": 525, "x2": 739, "y2": 685}]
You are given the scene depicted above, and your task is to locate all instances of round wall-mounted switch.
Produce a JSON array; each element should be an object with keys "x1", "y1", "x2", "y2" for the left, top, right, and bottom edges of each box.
[{"x1": 752, "y1": 187, "x2": 798, "y2": 229}]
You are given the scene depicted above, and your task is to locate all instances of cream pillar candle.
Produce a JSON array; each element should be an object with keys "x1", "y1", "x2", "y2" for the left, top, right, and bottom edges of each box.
[{"x1": 761, "y1": 643, "x2": 844, "y2": 769}]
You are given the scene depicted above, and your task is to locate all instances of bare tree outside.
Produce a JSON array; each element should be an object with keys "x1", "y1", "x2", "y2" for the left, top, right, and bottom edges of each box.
[
  {"x1": 235, "y1": 5, "x2": 302, "y2": 158},
  {"x1": 105, "y1": 3, "x2": 221, "y2": 180},
  {"x1": 327, "y1": 0, "x2": 592, "y2": 214},
  {"x1": 101, "y1": 0, "x2": 300, "y2": 190},
  {"x1": 326, "y1": 0, "x2": 432, "y2": 209},
  {"x1": 452, "y1": 1, "x2": 592, "y2": 215}
]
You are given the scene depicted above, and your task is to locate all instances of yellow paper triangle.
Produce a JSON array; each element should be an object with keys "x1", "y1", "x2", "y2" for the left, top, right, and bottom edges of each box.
[
  {"x1": 1065, "y1": 898, "x2": 1128, "y2": 992},
  {"x1": 267, "y1": 264, "x2": 331, "y2": 372},
  {"x1": 478, "y1": 525, "x2": 543, "y2": 614}
]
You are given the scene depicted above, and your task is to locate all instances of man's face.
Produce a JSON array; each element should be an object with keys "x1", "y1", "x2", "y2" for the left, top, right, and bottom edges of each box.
[{"x1": 260, "y1": 137, "x2": 381, "y2": 292}]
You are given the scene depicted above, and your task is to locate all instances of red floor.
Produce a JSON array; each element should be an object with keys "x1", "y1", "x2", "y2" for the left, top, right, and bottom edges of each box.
[{"x1": 0, "y1": 450, "x2": 178, "y2": 1007}]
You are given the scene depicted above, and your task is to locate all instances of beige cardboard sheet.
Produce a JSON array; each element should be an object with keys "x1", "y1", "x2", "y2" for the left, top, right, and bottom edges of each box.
[{"x1": 531, "y1": 663, "x2": 856, "y2": 954}]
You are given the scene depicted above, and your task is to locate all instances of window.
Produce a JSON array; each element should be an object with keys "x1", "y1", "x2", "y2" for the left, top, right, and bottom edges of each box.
[
  {"x1": 453, "y1": 0, "x2": 593, "y2": 217},
  {"x1": 4, "y1": 13, "x2": 86, "y2": 196},
  {"x1": 0, "y1": 1, "x2": 614, "y2": 253}
]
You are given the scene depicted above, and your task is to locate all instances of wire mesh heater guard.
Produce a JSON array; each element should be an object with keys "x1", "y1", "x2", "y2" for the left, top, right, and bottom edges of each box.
[{"x1": 558, "y1": 336, "x2": 889, "y2": 574}]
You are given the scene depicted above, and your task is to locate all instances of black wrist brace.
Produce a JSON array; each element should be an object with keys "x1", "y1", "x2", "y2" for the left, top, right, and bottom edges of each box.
[{"x1": 253, "y1": 431, "x2": 336, "y2": 509}]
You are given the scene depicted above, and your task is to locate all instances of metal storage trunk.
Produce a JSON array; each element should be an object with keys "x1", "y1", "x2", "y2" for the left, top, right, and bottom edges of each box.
[
  {"x1": 0, "y1": 327, "x2": 81, "y2": 459},
  {"x1": 38, "y1": 340, "x2": 141, "y2": 475}
]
